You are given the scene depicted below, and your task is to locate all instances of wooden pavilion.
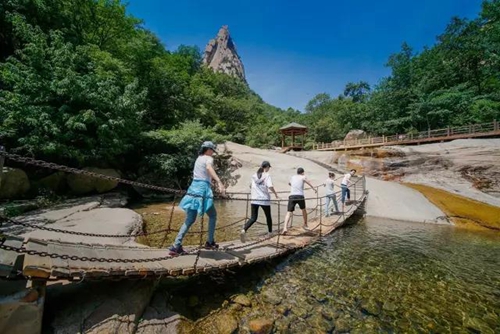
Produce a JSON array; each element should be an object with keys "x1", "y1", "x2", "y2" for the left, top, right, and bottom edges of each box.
[{"x1": 279, "y1": 122, "x2": 308, "y2": 152}]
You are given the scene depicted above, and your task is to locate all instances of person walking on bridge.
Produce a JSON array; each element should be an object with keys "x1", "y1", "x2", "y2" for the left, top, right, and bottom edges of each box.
[
  {"x1": 341, "y1": 169, "x2": 356, "y2": 207},
  {"x1": 169, "y1": 141, "x2": 226, "y2": 256},
  {"x1": 324, "y1": 171, "x2": 340, "y2": 216},
  {"x1": 282, "y1": 167, "x2": 317, "y2": 235},
  {"x1": 240, "y1": 161, "x2": 279, "y2": 243}
]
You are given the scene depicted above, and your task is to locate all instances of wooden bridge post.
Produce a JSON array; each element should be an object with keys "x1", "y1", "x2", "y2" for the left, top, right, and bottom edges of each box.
[
  {"x1": 447, "y1": 127, "x2": 450, "y2": 136},
  {"x1": 494, "y1": 120, "x2": 498, "y2": 131},
  {"x1": 319, "y1": 196, "x2": 323, "y2": 238},
  {"x1": 0, "y1": 146, "x2": 5, "y2": 189}
]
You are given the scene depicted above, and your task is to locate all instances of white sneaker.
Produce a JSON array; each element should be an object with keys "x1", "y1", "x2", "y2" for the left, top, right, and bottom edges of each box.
[{"x1": 240, "y1": 229, "x2": 246, "y2": 243}]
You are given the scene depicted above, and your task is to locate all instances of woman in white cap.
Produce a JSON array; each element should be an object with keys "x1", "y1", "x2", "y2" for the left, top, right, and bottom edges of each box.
[
  {"x1": 169, "y1": 141, "x2": 225, "y2": 256},
  {"x1": 240, "y1": 161, "x2": 279, "y2": 242}
]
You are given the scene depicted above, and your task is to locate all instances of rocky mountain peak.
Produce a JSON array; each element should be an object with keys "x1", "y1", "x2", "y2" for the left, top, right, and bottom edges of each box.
[{"x1": 202, "y1": 25, "x2": 246, "y2": 82}]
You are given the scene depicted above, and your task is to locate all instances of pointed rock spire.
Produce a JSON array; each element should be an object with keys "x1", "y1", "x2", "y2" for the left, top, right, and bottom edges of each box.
[{"x1": 202, "y1": 25, "x2": 246, "y2": 82}]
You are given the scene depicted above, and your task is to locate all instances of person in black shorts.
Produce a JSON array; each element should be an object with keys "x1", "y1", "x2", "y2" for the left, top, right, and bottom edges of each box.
[{"x1": 282, "y1": 167, "x2": 317, "y2": 234}]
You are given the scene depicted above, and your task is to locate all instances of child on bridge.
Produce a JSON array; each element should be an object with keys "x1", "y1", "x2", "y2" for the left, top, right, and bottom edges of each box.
[
  {"x1": 240, "y1": 161, "x2": 279, "y2": 243},
  {"x1": 169, "y1": 141, "x2": 225, "y2": 256}
]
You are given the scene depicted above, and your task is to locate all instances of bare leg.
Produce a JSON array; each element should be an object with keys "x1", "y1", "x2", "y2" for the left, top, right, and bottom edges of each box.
[
  {"x1": 302, "y1": 208, "x2": 308, "y2": 228},
  {"x1": 283, "y1": 211, "x2": 292, "y2": 233}
]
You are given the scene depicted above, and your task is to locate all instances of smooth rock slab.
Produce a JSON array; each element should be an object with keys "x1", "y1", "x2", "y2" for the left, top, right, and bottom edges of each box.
[
  {"x1": 22, "y1": 208, "x2": 143, "y2": 245},
  {"x1": 47, "y1": 280, "x2": 155, "y2": 334},
  {"x1": 136, "y1": 291, "x2": 190, "y2": 334}
]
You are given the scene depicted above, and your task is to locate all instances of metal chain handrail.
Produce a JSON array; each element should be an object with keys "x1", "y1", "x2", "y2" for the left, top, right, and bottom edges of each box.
[
  {"x1": 0, "y1": 151, "x2": 327, "y2": 202},
  {"x1": 0, "y1": 216, "x2": 246, "y2": 238},
  {"x1": 0, "y1": 146, "x2": 367, "y2": 269}
]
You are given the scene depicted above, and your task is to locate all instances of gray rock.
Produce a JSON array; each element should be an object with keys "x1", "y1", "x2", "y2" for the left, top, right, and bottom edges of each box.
[
  {"x1": 36, "y1": 172, "x2": 66, "y2": 193},
  {"x1": 66, "y1": 168, "x2": 121, "y2": 195},
  {"x1": 48, "y1": 280, "x2": 156, "y2": 334},
  {"x1": 0, "y1": 167, "x2": 30, "y2": 199},
  {"x1": 344, "y1": 130, "x2": 367, "y2": 141},
  {"x1": 261, "y1": 289, "x2": 282, "y2": 305},
  {"x1": 202, "y1": 26, "x2": 246, "y2": 82},
  {"x1": 214, "y1": 313, "x2": 239, "y2": 334},
  {"x1": 232, "y1": 294, "x2": 252, "y2": 307},
  {"x1": 136, "y1": 291, "x2": 191, "y2": 334},
  {"x1": 22, "y1": 207, "x2": 143, "y2": 245}
]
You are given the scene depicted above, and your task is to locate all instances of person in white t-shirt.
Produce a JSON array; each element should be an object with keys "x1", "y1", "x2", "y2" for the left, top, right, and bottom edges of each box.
[
  {"x1": 324, "y1": 171, "x2": 340, "y2": 216},
  {"x1": 282, "y1": 167, "x2": 317, "y2": 234},
  {"x1": 240, "y1": 161, "x2": 279, "y2": 242},
  {"x1": 169, "y1": 141, "x2": 226, "y2": 256},
  {"x1": 341, "y1": 169, "x2": 357, "y2": 206}
]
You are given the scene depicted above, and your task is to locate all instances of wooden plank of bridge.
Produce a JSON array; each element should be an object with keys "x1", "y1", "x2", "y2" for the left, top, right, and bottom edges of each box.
[
  {"x1": 0, "y1": 237, "x2": 23, "y2": 277},
  {"x1": 23, "y1": 239, "x2": 52, "y2": 278},
  {"x1": 47, "y1": 242, "x2": 70, "y2": 277},
  {"x1": 196, "y1": 249, "x2": 242, "y2": 271},
  {"x1": 15, "y1": 190, "x2": 366, "y2": 280}
]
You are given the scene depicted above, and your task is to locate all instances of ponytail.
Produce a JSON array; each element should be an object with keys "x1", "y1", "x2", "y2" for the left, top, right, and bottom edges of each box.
[{"x1": 257, "y1": 167, "x2": 264, "y2": 179}]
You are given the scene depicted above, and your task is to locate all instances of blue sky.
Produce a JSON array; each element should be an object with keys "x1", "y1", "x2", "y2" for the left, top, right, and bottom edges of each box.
[{"x1": 126, "y1": 0, "x2": 483, "y2": 111}]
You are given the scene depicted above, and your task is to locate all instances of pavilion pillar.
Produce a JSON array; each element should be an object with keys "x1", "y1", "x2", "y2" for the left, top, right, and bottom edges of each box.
[
  {"x1": 281, "y1": 134, "x2": 285, "y2": 148},
  {"x1": 292, "y1": 132, "x2": 295, "y2": 147}
]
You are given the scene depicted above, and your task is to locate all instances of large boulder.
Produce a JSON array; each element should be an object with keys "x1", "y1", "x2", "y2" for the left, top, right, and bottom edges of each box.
[
  {"x1": 67, "y1": 168, "x2": 120, "y2": 195},
  {"x1": 344, "y1": 129, "x2": 367, "y2": 141},
  {"x1": 0, "y1": 168, "x2": 30, "y2": 199},
  {"x1": 36, "y1": 172, "x2": 67, "y2": 193}
]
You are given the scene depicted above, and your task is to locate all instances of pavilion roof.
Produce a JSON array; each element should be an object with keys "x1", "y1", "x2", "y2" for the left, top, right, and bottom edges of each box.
[{"x1": 279, "y1": 122, "x2": 308, "y2": 130}]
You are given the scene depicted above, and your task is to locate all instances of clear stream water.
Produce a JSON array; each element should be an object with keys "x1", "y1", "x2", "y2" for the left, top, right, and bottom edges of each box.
[{"x1": 154, "y1": 213, "x2": 500, "y2": 333}]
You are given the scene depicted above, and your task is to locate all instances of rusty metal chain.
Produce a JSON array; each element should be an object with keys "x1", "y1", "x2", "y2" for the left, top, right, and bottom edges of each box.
[
  {"x1": 0, "y1": 238, "x2": 200, "y2": 263},
  {"x1": 1, "y1": 216, "x2": 246, "y2": 238},
  {"x1": 0, "y1": 151, "x2": 328, "y2": 202}
]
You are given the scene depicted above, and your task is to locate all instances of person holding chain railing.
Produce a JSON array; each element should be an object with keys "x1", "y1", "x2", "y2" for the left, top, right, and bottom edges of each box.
[
  {"x1": 341, "y1": 169, "x2": 357, "y2": 208},
  {"x1": 169, "y1": 141, "x2": 225, "y2": 256},
  {"x1": 240, "y1": 161, "x2": 279, "y2": 243},
  {"x1": 324, "y1": 170, "x2": 340, "y2": 216},
  {"x1": 282, "y1": 167, "x2": 317, "y2": 235}
]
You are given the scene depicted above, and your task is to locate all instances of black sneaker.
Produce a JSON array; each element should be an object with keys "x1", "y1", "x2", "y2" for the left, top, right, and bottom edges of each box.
[
  {"x1": 204, "y1": 241, "x2": 219, "y2": 250},
  {"x1": 169, "y1": 245, "x2": 187, "y2": 256}
]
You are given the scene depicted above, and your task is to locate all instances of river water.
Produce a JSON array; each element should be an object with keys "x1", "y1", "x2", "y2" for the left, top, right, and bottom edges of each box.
[{"x1": 154, "y1": 214, "x2": 499, "y2": 333}]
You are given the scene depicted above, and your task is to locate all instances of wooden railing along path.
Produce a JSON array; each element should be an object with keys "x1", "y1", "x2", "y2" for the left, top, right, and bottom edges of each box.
[{"x1": 314, "y1": 120, "x2": 500, "y2": 151}]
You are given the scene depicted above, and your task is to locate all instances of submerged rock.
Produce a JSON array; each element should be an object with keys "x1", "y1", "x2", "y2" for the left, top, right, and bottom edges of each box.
[
  {"x1": 214, "y1": 313, "x2": 239, "y2": 334},
  {"x1": 232, "y1": 294, "x2": 252, "y2": 307},
  {"x1": 261, "y1": 289, "x2": 282, "y2": 305},
  {"x1": 248, "y1": 318, "x2": 273, "y2": 334}
]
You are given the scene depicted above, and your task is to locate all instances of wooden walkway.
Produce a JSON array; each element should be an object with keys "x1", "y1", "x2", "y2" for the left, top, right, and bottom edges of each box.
[
  {"x1": 315, "y1": 120, "x2": 500, "y2": 151},
  {"x1": 0, "y1": 181, "x2": 367, "y2": 281}
]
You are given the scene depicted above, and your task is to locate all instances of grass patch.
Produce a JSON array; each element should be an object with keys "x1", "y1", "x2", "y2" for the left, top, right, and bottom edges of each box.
[{"x1": 405, "y1": 183, "x2": 500, "y2": 231}]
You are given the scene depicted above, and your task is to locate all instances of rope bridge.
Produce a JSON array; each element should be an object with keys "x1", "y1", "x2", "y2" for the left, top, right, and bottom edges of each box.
[{"x1": 0, "y1": 149, "x2": 368, "y2": 282}]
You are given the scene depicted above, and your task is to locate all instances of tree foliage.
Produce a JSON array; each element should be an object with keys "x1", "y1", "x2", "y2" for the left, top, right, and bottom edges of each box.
[{"x1": 301, "y1": 0, "x2": 500, "y2": 141}]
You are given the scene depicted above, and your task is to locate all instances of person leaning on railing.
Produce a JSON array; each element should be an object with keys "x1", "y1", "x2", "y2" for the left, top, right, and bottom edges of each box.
[
  {"x1": 341, "y1": 169, "x2": 357, "y2": 207},
  {"x1": 169, "y1": 141, "x2": 225, "y2": 256}
]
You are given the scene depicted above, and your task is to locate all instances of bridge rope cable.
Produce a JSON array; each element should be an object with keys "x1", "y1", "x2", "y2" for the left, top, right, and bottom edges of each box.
[{"x1": 0, "y1": 149, "x2": 366, "y2": 271}]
